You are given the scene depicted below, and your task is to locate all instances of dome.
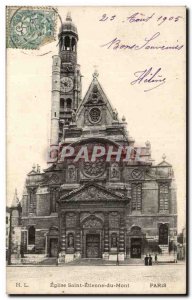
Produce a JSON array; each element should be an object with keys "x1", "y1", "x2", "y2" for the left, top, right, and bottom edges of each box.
[{"x1": 60, "y1": 12, "x2": 78, "y2": 37}]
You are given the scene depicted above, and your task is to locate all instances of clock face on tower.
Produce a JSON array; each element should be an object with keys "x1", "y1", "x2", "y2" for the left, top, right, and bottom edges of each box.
[{"x1": 60, "y1": 77, "x2": 74, "y2": 93}]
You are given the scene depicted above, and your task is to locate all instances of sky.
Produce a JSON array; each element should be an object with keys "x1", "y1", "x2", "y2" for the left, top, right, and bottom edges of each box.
[{"x1": 6, "y1": 6, "x2": 186, "y2": 231}]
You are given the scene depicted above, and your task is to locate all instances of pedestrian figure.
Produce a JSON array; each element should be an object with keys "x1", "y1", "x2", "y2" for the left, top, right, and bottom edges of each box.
[
  {"x1": 155, "y1": 254, "x2": 158, "y2": 264},
  {"x1": 144, "y1": 254, "x2": 149, "y2": 266},
  {"x1": 149, "y1": 254, "x2": 152, "y2": 266}
]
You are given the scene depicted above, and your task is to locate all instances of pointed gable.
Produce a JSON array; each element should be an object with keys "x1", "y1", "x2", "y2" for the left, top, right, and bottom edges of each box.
[
  {"x1": 76, "y1": 75, "x2": 117, "y2": 127},
  {"x1": 157, "y1": 160, "x2": 172, "y2": 167}
]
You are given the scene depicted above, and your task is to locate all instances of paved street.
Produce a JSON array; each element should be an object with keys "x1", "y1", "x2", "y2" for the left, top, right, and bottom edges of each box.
[{"x1": 7, "y1": 263, "x2": 186, "y2": 295}]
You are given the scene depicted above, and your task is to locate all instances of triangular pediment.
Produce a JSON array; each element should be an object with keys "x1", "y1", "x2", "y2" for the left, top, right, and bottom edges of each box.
[
  {"x1": 77, "y1": 77, "x2": 114, "y2": 113},
  {"x1": 60, "y1": 182, "x2": 127, "y2": 202},
  {"x1": 27, "y1": 170, "x2": 38, "y2": 176},
  {"x1": 76, "y1": 77, "x2": 117, "y2": 126},
  {"x1": 157, "y1": 160, "x2": 172, "y2": 167}
]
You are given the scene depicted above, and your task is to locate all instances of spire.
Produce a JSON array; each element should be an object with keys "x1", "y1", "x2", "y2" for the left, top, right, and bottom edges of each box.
[
  {"x1": 12, "y1": 188, "x2": 19, "y2": 207},
  {"x1": 66, "y1": 11, "x2": 72, "y2": 21}
]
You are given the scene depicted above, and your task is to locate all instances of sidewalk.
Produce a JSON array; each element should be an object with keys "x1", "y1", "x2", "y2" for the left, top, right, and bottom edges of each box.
[{"x1": 7, "y1": 258, "x2": 185, "y2": 267}]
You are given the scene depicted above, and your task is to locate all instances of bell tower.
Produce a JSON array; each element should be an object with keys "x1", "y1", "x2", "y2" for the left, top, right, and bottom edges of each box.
[{"x1": 50, "y1": 13, "x2": 82, "y2": 146}]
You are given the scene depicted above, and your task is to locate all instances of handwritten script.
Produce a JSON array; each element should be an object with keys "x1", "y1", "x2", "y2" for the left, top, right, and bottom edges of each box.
[
  {"x1": 101, "y1": 32, "x2": 184, "y2": 51},
  {"x1": 130, "y1": 67, "x2": 166, "y2": 92}
]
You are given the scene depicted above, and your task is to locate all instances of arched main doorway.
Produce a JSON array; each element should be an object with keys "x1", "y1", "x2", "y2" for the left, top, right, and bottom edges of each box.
[{"x1": 81, "y1": 216, "x2": 103, "y2": 258}]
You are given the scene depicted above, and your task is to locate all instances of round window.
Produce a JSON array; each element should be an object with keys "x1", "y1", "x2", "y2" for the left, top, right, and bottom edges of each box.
[{"x1": 89, "y1": 107, "x2": 101, "y2": 123}]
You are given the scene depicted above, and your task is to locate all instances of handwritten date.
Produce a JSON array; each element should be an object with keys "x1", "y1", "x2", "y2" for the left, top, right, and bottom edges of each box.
[{"x1": 99, "y1": 13, "x2": 182, "y2": 26}]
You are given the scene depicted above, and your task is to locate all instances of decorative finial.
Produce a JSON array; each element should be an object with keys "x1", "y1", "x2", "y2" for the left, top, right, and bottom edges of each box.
[
  {"x1": 145, "y1": 140, "x2": 151, "y2": 148},
  {"x1": 93, "y1": 65, "x2": 99, "y2": 79},
  {"x1": 162, "y1": 153, "x2": 166, "y2": 161},
  {"x1": 37, "y1": 164, "x2": 40, "y2": 173},
  {"x1": 66, "y1": 12, "x2": 72, "y2": 21},
  {"x1": 32, "y1": 164, "x2": 36, "y2": 171},
  {"x1": 122, "y1": 116, "x2": 126, "y2": 122}
]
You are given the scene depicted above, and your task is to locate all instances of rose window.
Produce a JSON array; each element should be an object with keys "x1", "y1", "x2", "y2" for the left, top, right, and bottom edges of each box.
[{"x1": 89, "y1": 107, "x2": 101, "y2": 123}]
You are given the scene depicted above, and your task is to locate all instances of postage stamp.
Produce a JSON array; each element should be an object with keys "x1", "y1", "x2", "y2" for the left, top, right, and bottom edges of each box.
[{"x1": 6, "y1": 6, "x2": 57, "y2": 49}]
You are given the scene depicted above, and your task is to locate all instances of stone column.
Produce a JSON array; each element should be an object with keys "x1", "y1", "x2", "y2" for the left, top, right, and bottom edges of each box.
[
  {"x1": 58, "y1": 212, "x2": 66, "y2": 264},
  {"x1": 119, "y1": 212, "x2": 125, "y2": 261},
  {"x1": 75, "y1": 212, "x2": 81, "y2": 258},
  {"x1": 21, "y1": 230, "x2": 27, "y2": 256},
  {"x1": 103, "y1": 212, "x2": 109, "y2": 260}
]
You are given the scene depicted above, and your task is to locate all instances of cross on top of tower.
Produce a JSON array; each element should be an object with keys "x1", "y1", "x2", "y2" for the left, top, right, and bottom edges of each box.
[
  {"x1": 93, "y1": 66, "x2": 99, "y2": 80},
  {"x1": 66, "y1": 11, "x2": 72, "y2": 21}
]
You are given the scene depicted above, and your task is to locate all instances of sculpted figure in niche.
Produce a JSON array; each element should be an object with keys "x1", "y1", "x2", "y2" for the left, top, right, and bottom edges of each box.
[
  {"x1": 113, "y1": 109, "x2": 118, "y2": 121},
  {"x1": 68, "y1": 233, "x2": 74, "y2": 248},
  {"x1": 111, "y1": 234, "x2": 117, "y2": 248},
  {"x1": 71, "y1": 110, "x2": 76, "y2": 123},
  {"x1": 111, "y1": 164, "x2": 119, "y2": 179},
  {"x1": 68, "y1": 166, "x2": 76, "y2": 181}
]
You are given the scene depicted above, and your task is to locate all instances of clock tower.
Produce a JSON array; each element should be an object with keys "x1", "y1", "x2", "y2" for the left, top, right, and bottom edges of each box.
[{"x1": 50, "y1": 12, "x2": 82, "y2": 146}]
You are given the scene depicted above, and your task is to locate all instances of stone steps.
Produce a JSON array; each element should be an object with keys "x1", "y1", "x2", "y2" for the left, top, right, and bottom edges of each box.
[
  {"x1": 159, "y1": 245, "x2": 169, "y2": 254},
  {"x1": 21, "y1": 254, "x2": 57, "y2": 265}
]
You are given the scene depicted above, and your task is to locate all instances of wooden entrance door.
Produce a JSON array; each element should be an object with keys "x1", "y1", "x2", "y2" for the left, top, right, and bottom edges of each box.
[
  {"x1": 131, "y1": 238, "x2": 142, "y2": 258},
  {"x1": 50, "y1": 238, "x2": 58, "y2": 257},
  {"x1": 86, "y1": 234, "x2": 100, "y2": 258}
]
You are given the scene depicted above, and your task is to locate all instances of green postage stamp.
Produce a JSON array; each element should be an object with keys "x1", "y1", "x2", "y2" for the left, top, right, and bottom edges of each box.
[{"x1": 6, "y1": 6, "x2": 57, "y2": 49}]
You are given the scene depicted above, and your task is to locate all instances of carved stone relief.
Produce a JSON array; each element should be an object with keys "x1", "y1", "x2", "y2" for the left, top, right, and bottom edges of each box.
[
  {"x1": 82, "y1": 217, "x2": 103, "y2": 229},
  {"x1": 109, "y1": 212, "x2": 119, "y2": 228},
  {"x1": 110, "y1": 163, "x2": 120, "y2": 180},
  {"x1": 66, "y1": 212, "x2": 77, "y2": 228},
  {"x1": 67, "y1": 165, "x2": 77, "y2": 182}
]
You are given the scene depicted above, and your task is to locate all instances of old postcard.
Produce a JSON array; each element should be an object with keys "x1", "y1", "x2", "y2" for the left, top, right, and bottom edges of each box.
[{"x1": 6, "y1": 6, "x2": 187, "y2": 295}]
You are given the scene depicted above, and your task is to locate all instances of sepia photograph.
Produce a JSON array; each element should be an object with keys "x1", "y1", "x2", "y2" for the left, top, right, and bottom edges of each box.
[{"x1": 6, "y1": 6, "x2": 186, "y2": 295}]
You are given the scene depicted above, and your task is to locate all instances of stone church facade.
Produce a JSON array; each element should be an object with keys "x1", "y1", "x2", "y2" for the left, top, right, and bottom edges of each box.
[{"x1": 20, "y1": 14, "x2": 177, "y2": 263}]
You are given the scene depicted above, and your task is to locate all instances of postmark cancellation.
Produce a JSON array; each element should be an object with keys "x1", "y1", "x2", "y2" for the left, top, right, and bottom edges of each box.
[{"x1": 6, "y1": 6, "x2": 57, "y2": 49}]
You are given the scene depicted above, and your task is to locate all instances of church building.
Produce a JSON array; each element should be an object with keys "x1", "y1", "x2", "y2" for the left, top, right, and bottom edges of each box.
[{"x1": 20, "y1": 13, "x2": 177, "y2": 263}]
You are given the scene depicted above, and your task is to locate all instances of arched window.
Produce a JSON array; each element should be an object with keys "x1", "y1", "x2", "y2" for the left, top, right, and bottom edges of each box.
[
  {"x1": 159, "y1": 224, "x2": 168, "y2": 245},
  {"x1": 64, "y1": 36, "x2": 70, "y2": 50},
  {"x1": 50, "y1": 188, "x2": 58, "y2": 213},
  {"x1": 66, "y1": 98, "x2": 72, "y2": 109},
  {"x1": 28, "y1": 226, "x2": 35, "y2": 245},
  {"x1": 72, "y1": 38, "x2": 76, "y2": 52},
  {"x1": 159, "y1": 183, "x2": 169, "y2": 212},
  {"x1": 60, "y1": 98, "x2": 64, "y2": 109}
]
